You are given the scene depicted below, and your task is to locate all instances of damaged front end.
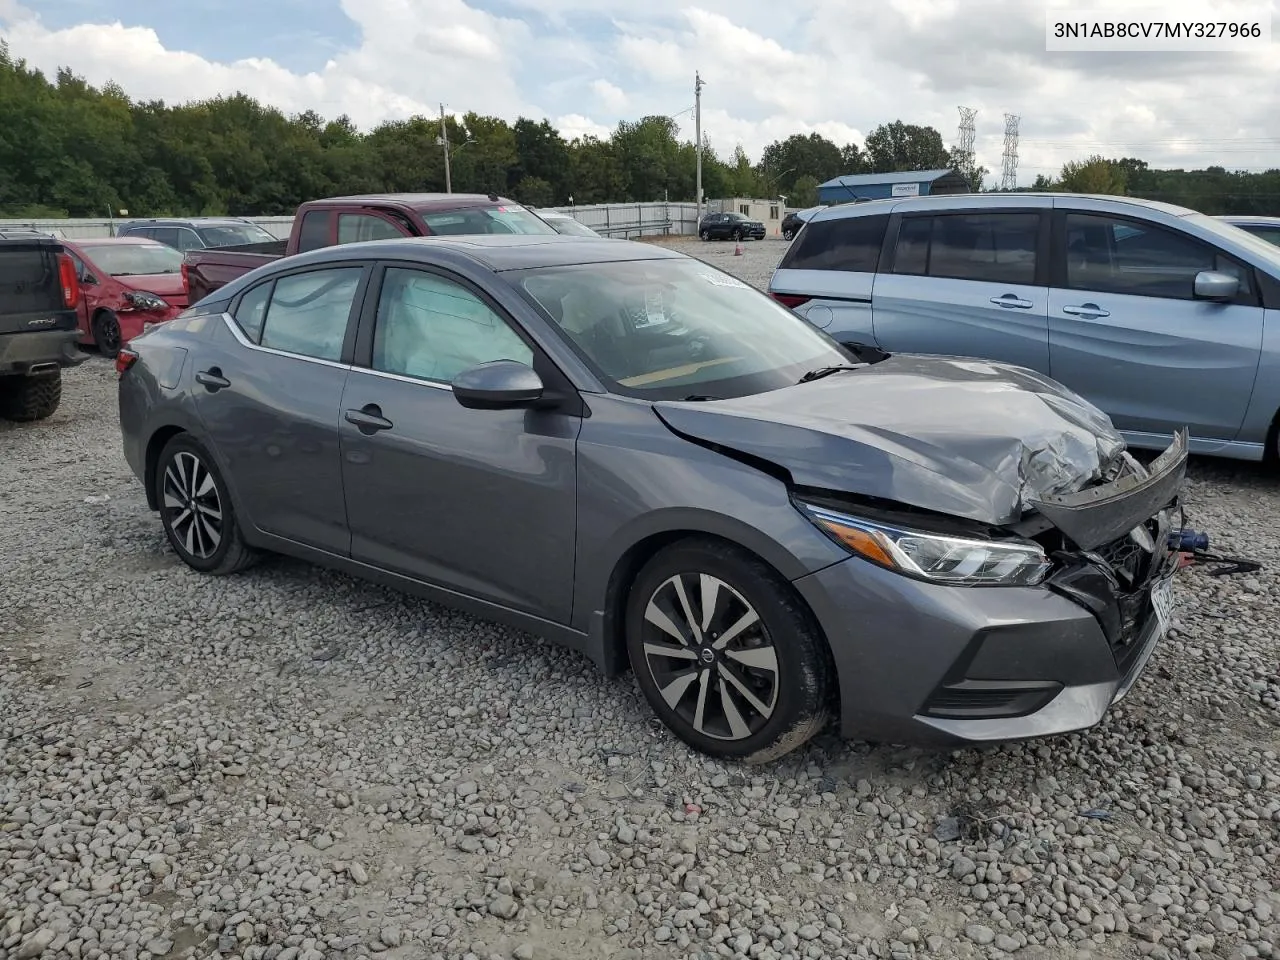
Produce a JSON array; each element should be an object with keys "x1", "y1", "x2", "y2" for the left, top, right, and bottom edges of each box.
[{"x1": 1022, "y1": 429, "x2": 1188, "y2": 695}]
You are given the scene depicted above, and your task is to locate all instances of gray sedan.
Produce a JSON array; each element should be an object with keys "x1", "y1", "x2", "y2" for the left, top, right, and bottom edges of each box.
[{"x1": 117, "y1": 235, "x2": 1186, "y2": 761}]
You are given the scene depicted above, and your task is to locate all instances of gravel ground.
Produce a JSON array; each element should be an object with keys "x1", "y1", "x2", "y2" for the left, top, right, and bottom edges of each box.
[{"x1": 2, "y1": 235, "x2": 1278, "y2": 960}]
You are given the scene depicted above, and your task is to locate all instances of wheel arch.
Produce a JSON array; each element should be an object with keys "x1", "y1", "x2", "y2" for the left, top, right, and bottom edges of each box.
[
  {"x1": 143, "y1": 424, "x2": 188, "y2": 510},
  {"x1": 592, "y1": 524, "x2": 834, "y2": 688}
]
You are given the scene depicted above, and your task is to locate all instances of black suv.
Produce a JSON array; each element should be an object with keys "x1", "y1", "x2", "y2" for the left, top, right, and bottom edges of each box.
[
  {"x1": 115, "y1": 217, "x2": 279, "y2": 252},
  {"x1": 698, "y1": 212, "x2": 767, "y2": 242},
  {"x1": 0, "y1": 237, "x2": 86, "y2": 421}
]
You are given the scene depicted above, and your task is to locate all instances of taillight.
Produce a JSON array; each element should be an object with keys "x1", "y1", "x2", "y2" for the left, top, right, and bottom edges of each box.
[
  {"x1": 181, "y1": 261, "x2": 189, "y2": 293},
  {"x1": 771, "y1": 292, "x2": 812, "y2": 309},
  {"x1": 115, "y1": 348, "x2": 139, "y2": 378},
  {"x1": 57, "y1": 253, "x2": 80, "y2": 308}
]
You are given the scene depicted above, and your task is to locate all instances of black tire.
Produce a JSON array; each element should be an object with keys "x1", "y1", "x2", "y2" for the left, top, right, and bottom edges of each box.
[
  {"x1": 699, "y1": 229, "x2": 711, "y2": 241},
  {"x1": 625, "y1": 538, "x2": 833, "y2": 763},
  {"x1": 783, "y1": 229, "x2": 795, "y2": 241},
  {"x1": 93, "y1": 311, "x2": 122, "y2": 359},
  {"x1": 154, "y1": 433, "x2": 258, "y2": 575},
  {"x1": 732, "y1": 229, "x2": 743, "y2": 242},
  {"x1": 0, "y1": 371, "x2": 62, "y2": 422}
]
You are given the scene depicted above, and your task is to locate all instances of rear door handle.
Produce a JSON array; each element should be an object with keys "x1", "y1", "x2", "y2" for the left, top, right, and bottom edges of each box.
[
  {"x1": 195, "y1": 368, "x2": 230, "y2": 390},
  {"x1": 990, "y1": 294, "x2": 1034, "y2": 309},
  {"x1": 344, "y1": 404, "x2": 393, "y2": 434},
  {"x1": 1062, "y1": 303, "x2": 1110, "y2": 319}
]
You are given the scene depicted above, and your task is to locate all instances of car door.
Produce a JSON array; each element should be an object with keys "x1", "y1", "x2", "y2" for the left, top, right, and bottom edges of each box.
[
  {"x1": 66, "y1": 251, "x2": 95, "y2": 338},
  {"x1": 337, "y1": 263, "x2": 581, "y2": 623},
  {"x1": 1047, "y1": 209, "x2": 1264, "y2": 441},
  {"x1": 870, "y1": 206, "x2": 1052, "y2": 373},
  {"x1": 191, "y1": 262, "x2": 370, "y2": 554}
]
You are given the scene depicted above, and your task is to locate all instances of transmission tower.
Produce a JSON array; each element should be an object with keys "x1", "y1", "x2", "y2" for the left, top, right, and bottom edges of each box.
[
  {"x1": 1000, "y1": 113, "x2": 1020, "y2": 192},
  {"x1": 955, "y1": 107, "x2": 977, "y2": 184}
]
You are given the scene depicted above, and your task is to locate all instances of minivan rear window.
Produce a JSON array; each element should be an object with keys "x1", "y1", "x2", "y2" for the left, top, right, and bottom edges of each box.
[{"x1": 779, "y1": 214, "x2": 889, "y2": 273}]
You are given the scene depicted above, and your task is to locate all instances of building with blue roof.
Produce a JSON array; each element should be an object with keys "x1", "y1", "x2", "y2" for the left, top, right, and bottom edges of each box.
[{"x1": 817, "y1": 169, "x2": 971, "y2": 205}]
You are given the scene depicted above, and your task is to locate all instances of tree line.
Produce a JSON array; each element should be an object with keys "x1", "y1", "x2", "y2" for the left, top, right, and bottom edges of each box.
[{"x1": 2, "y1": 42, "x2": 1276, "y2": 219}]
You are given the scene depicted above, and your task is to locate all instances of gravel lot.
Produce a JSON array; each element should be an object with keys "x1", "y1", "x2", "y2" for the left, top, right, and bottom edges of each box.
[{"x1": 2, "y1": 234, "x2": 1278, "y2": 960}]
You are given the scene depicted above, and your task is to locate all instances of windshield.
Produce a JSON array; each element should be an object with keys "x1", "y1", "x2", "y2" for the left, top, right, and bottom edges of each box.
[
  {"x1": 512, "y1": 258, "x2": 849, "y2": 400},
  {"x1": 1187, "y1": 213, "x2": 1280, "y2": 269},
  {"x1": 425, "y1": 205, "x2": 558, "y2": 236},
  {"x1": 80, "y1": 243, "x2": 184, "y2": 276},
  {"x1": 547, "y1": 216, "x2": 602, "y2": 238},
  {"x1": 197, "y1": 223, "x2": 278, "y2": 247}
]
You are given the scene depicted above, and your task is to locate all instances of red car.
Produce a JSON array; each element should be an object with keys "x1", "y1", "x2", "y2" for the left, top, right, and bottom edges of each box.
[{"x1": 62, "y1": 238, "x2": 188, "y2": 357}]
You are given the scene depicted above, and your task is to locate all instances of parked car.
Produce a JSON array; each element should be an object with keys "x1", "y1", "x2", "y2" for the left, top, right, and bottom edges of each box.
[
  {"x1": 116, "y1": 218, "x2": 280, "y2": 253},
  {"x1": 699, "y1": 212, "x2": 766, "y2": 242},
  {"x1": 0, "y1": 227, "x2": 66, "y2": 240},
  {"x1": 1217, "y1": 215, "x2": 1280, "y2": 247},
  {"x1": 536, "y1": 210, "x2": 604, "y2": 238},
  {"x1": 61, "y1": 237, "x2": 187, "y2": 358},
  {"x1": 118, "y1": 233, "x2": 1185, "y2": 761},
  {"x1": 182, "y1": 193, "x2": 558, "y2": 304},
  {"x1": 781, "y1": 207, "x2": 822, "y2": 241},
  {"x1": 769, "y1": 192, "x2": 1280, "y2": 464},
  {"x1": 0, "y1": 236, "x2": 85, "y2": 421}
]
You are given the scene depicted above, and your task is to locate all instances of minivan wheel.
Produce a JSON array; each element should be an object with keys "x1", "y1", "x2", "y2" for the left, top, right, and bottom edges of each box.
[
  {"x1": 625, "y1": 538, "x2": 833, "y2": 763},
  {"x1": 155, "y1": 434, "x2": 257, "y2": 575}
]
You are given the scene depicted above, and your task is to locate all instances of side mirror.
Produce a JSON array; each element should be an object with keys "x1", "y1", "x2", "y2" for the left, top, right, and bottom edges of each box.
[
  {"x1": 1193, "y1": 270, "x2": 1239, "y2": 301},
  {"x1": 451, "y1": 360, "x2": 545, "y2": 410}
]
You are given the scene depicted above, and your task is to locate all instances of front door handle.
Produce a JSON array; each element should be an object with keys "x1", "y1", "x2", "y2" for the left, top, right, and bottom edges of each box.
[
  {"x1": 990, "y1": 294, "x2": 1034, "y2": 309},
  {"x1": 195, "y1": 368, "x2": 230, "y2": 391},
  {"x1": 1062, "y1": 303, "x2": 1110, "y2": 319},
  {"x1": 344, "y1": 404, "x2": 393, "y2": 434}
]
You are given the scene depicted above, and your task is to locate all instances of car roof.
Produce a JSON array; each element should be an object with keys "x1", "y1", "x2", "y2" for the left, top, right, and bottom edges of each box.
[
  {"x1": 314, "y1": 193, "x2": 521, "y2": 212},
  {"x1": 122, "y1": 217, "x2": 257, "y2": 226},
  {"x1": 809, "y1": 191, "x2": 1199, "y2": 222},
  {"x1": 77, "y1": 237, "x2": 168, "y2": 247},
  {"x1": 280, "y1": 233, "x2": 685, "y2": 272},
  {"x1": 1218, "y1": 214, "x2": 1280, "y2": 224}
]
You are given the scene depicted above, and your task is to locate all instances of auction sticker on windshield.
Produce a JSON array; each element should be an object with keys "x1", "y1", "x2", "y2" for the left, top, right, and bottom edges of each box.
[{"x1": 700, "y1": 272, "x2": 748, "y2": 289}]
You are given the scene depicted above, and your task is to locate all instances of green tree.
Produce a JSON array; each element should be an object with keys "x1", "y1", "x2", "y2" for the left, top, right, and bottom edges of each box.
[
  {"x1": 1056, "y1": 154, "x2": 1128, "y2": 195},
  {"x1": 864, "y1": 121, "x2": 952, "y2": 173}
]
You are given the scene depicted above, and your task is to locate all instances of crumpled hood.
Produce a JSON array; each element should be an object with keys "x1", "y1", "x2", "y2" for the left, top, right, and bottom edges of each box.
[{"x1": 653, "y1": 354, "x2": 1126, "y2": 526}]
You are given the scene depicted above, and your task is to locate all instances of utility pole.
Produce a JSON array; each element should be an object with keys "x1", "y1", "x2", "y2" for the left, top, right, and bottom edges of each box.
[
  {"x1": 440, "y1": 103, "x2": 452, "y2": 194},
  {"x1": 694, "y1": 72, "x2": 705, "y2": 227}
]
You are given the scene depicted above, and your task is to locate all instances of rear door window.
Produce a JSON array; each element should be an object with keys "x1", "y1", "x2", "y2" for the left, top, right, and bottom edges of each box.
[
  {"x1": 257, "y1": 267, "x2": 363, "y2": 361},
  {"x1": 893, "y1": 212, "x2": 1040, "y2": 285},
  {"x1": 337, "y1": 213, "x2": 407, "y2": 245},
  {"x1": 780, "y1": 214, "x2": 889, "y2": 272},
  {"x1": 296, "y1": 210, "x2": 332, "y2": 253}
]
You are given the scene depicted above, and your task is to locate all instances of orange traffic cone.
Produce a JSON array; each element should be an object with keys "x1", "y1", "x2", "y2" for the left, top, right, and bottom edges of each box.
[{"x1": 733, "y1": 238, "x2": 744, "y2": 256}]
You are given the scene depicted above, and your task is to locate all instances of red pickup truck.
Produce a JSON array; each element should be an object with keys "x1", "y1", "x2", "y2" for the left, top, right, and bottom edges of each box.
[{"x1": 182, "y1": 193, "x2": 558, "y2": 303}]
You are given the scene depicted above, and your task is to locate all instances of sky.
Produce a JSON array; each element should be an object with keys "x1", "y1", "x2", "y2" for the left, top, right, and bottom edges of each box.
[{"x1": 1, "y1": 0, "x2": 1279, "y2": 187}]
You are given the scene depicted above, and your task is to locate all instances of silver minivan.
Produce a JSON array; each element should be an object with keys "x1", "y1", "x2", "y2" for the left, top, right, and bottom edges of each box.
[{"x1": 768, "y1": 193, "x2": 1280, "y2": 462}]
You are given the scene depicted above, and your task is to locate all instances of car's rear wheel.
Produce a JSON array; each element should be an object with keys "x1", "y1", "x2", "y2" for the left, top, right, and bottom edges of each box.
[
  {"x1": 93, "y1": 311, "x2": 122, "y2": 359},
  {"x1": 625, "y1": 538, "x2": 833, "y2": 762},
  {"x1": 699, "y1": 229, "x2": 711, "y2": 241},
  {"x1": 0, "y1": 371, "x2": 62, "y2": 422},
  {"x1": 732, "y1": 229, "x2": 743, "y2": 242},
  {"x1": 783, "y1": 229, "x2": 795, "y2": 240},
  {"x1": 155, "y1": 433, "x2": 257, "y2": 575}
]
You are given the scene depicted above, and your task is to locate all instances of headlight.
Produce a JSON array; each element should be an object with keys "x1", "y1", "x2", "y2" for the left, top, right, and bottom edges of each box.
[
  {"x1": 125, "y1": 291, "x2": 169, "y2": 311},
  {"x1": 797, "y1": 500, "x2": 1051, "y2": 587}
]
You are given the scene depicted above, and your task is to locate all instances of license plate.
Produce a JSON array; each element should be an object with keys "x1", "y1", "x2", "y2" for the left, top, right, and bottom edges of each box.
[{"x1": 1151, "y1": 573, "x2": 1176, "y2": 637}]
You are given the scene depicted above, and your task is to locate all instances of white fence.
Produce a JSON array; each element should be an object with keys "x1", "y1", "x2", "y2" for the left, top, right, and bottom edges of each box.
[{"x1": 0, "y1": 204, "x2": 707, "y2": 241}]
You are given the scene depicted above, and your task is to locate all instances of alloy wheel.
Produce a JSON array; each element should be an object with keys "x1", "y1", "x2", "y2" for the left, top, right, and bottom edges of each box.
[
  {"x1": 95, "y1": 314, "x2": 121, "y2": 357},
  {"x1": 162, "y1": 450, "x2": 223, "y2": 559},
  {"x1": 640, "y1": 572, "x2": 778, "y2": 741}
]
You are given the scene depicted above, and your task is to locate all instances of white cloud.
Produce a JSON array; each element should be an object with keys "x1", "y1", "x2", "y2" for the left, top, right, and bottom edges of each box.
[{"x1": 2, "y1": 0, "x2": 1279, "y2": 182}]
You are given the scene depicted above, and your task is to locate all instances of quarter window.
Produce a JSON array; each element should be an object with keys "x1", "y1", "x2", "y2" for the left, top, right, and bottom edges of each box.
[
  {"x1": 781, "y1": 214, "x2": 890, "y2": 273},
  {"x1": 1065, "y1": 213, "x2": 1253, "y2": 300},
  {"x1": 893, "y1": 213, "x2": 1040, "y2": 285},
  {"x1": 233, "y1": 280, "x2": 273, "y2": 342},
  {"x1": 371, "y1": 268, "x2": 533, "y2": 384},
  {"x1": 337, "y1": 213, "x2": 406, "y2": 245},
  {"x1": 258, "y1": 268, "x2": 362, "y2": 361}
]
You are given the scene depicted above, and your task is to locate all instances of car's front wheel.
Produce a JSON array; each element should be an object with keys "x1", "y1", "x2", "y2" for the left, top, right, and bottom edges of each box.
[
  {"x1": 783, "y1": 229, "x2": 795, "y2": 240},
  {"x1": 155, "y1": 433, "x2": 257, "y2": 575},
  {"x1": 699, "y1": 229, "x2": 711, "y2": 241},
  {"x1": 93, "y1": 311, "x2": 122, "y2": 359},
  {"x1": 625, "y1": 538, "x2": 833, "y2": 762}
]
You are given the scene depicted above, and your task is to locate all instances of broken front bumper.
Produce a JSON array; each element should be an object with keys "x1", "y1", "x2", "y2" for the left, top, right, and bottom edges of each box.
[{"x1": 792, "y1": 432, "x2": 1188, "y2": 746}]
